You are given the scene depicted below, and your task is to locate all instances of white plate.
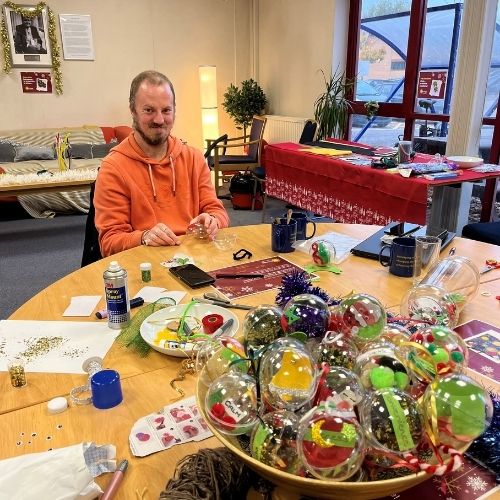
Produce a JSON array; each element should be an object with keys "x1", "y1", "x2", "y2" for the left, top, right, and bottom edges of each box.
[
  {"x1": 446, "y1": 156, "x2": 483, "y2": 169},
  {"x1": 140, "y1": 303, "x2": 239, "y2": 357}
]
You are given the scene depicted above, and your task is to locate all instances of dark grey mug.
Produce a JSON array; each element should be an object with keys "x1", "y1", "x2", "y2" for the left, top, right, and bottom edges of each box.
[{"x1": 284, "y1": 212, "x2": 316, "y2": 240}]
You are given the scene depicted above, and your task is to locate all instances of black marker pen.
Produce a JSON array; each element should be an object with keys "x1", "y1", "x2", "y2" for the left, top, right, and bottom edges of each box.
[{"x1": 96, "y1": 297, "x2": 144, "y2": 319}]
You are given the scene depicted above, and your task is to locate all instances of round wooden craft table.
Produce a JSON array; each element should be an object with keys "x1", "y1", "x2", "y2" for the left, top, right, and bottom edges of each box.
[{"x1": 1, "y1": 224, "x2": 499, "y2": 499}]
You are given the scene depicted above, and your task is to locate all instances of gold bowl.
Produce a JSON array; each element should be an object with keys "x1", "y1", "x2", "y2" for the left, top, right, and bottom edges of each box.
[{"x1": 196, "y1": 377, "x2": 431, "y2": 500}]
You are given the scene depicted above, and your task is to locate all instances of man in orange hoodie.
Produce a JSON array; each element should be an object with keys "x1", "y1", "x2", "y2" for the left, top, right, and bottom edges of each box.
[{"x1": 94, "y1": 70, "x2": 229, "y2": 257}]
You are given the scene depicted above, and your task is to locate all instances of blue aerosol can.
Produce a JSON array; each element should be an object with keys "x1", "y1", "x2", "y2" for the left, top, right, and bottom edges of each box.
[{"x1": 103, "y1": 261, "x2": 130, "y2": 329}]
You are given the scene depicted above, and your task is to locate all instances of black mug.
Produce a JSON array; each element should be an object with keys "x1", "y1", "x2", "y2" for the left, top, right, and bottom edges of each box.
[
  {"x1": 271, "y1": 218, "x2": 297, "y2": 253},
  {"x1": 379, "y1": 237, "x2": 416, "y2": 277},
  {"x1": 284, "y1": 212, "x2": 316, "y2": 240}
]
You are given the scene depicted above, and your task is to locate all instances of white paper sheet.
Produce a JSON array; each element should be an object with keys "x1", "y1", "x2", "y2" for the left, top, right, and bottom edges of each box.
[
  {"x1": 133, "y1": 287, "x2": 186, "y2": 305},
  {"x1": 63, "y1": 295, "x2": 102, "y2": 317},
  {"x1": 0, "y1": 321, "x2": 118, "y2": 374}
]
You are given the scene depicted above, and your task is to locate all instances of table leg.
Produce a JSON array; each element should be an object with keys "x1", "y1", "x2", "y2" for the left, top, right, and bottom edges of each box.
[
  {"x1": 428, "y1": 182, "x2": 473, "y2": 233},
  {"x1": 480, "y1": 178, "x2": 499, "y2": 222}
]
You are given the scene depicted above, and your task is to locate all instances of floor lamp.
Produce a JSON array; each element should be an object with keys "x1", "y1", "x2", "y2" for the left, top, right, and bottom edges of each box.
[{"x1": 199, "y1": 65, "x2": 219, "y2": 149}]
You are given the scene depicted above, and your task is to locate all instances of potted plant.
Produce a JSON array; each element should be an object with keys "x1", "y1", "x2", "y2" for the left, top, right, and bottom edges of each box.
[
  {"x1": 222, "y1": 79, "x2": 267, "y2": 136},
  {"x1": 314, "y1": 69, "x2": 354, "y2": 140}
]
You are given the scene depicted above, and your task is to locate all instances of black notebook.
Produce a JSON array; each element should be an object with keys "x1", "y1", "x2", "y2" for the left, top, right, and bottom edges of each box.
[{"x1": 351, "y1": 222, "x2": 455, "y2": 262}]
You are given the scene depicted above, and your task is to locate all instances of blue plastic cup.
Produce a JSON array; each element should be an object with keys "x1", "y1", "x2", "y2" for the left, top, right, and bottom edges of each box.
[{"x1": 90, "y1": 369, "x2": 123, "y2": 409}]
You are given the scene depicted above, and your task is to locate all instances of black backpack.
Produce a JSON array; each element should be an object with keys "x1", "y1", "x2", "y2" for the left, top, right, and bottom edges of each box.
[{"x1": 229, "y1": 172, "x2": 263, "y2": 210}]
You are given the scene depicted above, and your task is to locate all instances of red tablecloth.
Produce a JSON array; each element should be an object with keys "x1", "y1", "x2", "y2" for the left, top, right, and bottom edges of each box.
[{"x1": 261, "y1": 142, "x2": 499, "y2": 225}]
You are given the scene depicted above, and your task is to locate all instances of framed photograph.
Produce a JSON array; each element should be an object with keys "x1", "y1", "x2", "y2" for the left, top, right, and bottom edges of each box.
[{"x1": 3, "y1": 5, "x2": 52, "y2": 67}]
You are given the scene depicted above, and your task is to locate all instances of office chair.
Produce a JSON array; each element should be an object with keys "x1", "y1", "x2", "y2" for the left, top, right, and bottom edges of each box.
[
  {"x1": 461, "y1": 222, "x2": 500, "y2": 246},
  {"x1": 298, "y1": 119, "x2": 318, "y2": 144},
  {"x1": 81, "y1": 181, "x2": 102, "y2": 267},
  {"x1": 206, "y1": 116, "x2": 267, "y2": 197}
]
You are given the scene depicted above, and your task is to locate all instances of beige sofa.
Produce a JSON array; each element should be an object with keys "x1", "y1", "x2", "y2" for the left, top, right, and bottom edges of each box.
[{"x1": 0, "y1": 125, "x2": 131, "y2": 217}]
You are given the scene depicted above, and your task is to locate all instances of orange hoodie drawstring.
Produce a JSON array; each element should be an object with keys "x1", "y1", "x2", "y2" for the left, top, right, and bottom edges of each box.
[{"x1": 147, "y1": 156, "x2": 176, "y2": 200}]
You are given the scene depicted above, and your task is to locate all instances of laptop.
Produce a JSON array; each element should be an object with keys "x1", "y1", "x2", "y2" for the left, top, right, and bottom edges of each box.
[{"x1": 351, "y1": 221, "x2": 455, "y2": 263}]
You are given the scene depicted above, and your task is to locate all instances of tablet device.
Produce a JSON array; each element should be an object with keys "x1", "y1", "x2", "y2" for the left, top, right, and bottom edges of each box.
[{"x1": 169, "y1": 264, "x2": 215, "y2": 289}]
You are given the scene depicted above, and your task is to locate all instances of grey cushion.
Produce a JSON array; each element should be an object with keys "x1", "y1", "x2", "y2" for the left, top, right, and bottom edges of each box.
[
  {"x1": 14, "y1": 145, "x2": 55, "y2": 162},
  {"x1": 70, "y1": 143, "x2": 93, "y2": 159},
  {"x1": 0, "y1": 141, "x2": 16, "y2": 163},
  {"x1": 92, "y1": 141, "x2": 117, "y2": 158}
]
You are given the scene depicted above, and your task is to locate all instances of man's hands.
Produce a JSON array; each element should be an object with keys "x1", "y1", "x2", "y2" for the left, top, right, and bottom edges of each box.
[
  {"x1": 189, "y1": 213, "x2": 219, "y2": 238},
  {"x1": 142, "y1": 223, "x2": 181, "y2": 247}
]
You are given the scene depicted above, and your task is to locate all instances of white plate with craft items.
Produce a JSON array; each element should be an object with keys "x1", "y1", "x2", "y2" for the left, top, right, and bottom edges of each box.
[
  {"x1": 140, "y1": 303, "x2": 239, "y2": 357},
  {"x1": 446, "y1": 156, "x2": 483, "y2": 169}
]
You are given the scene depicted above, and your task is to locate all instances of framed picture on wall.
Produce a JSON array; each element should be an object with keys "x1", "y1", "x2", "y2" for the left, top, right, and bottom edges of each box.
[{"x1": 3, "y1": 5, "x2": 52, "y2": 67}]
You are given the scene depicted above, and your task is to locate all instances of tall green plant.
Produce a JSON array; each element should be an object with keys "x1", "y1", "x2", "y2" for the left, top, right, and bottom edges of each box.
[
  {"x1": 314, "y1": 70, "x2": 354, "y2": 140},
  {"x1": 222, "y1": 79, "x2": 267, "y2": 136}
]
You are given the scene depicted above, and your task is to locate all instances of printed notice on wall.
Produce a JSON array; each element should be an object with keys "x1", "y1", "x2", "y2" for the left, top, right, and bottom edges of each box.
[
  {"x1": 21, "y1": 72, "x2": 52, "y2": 93},
  {"x1": 59, "y1": 14, "x2": 94, "y2": 60}
]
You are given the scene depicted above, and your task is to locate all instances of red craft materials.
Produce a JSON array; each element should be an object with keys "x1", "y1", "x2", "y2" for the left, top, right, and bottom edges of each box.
[{"x1": 202, "y1": 313, "x2": 224, "y2": 334}]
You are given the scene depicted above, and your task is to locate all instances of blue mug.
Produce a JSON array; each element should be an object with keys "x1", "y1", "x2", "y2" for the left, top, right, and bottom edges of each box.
[
  {"x1": 284, "y1": 212, "x2": 316, "y2": 240},
  {"x1": 271, "y1": 218, "x2": 297, "y2": 253},
  {"x1": 379, "y1": 237, "x2": 416, "y2": 277}
]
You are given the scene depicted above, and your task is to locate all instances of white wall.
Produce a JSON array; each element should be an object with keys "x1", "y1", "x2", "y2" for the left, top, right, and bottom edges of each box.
[
  {"x1": 257, "y1": 0, "x2": 337, "y2": 119},
  {"x1": 0, "y1": 0, "x2": 252, "y2": 149}
]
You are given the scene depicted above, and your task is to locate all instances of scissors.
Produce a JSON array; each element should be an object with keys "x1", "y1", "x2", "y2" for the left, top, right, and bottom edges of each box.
[
  {"x1": 193, "y1": 292, "x2": 252, "y2": 310},
  {"x1": 480, "y1": 259, "x2": 500, "y2": 274}
]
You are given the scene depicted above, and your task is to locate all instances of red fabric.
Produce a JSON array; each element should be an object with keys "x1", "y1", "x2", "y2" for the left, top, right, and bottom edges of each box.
[
  {"x1": 114, "y1": 125, "x2": 133, "y2": 143},
  {"x1": 261, "y1": 142, "x2": 500, "y2": 225}
]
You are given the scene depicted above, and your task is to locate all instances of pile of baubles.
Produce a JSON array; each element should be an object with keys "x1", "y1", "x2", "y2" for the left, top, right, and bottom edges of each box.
[{"x1": 196, "y1": 292, "x2": 493, "y2": 483}]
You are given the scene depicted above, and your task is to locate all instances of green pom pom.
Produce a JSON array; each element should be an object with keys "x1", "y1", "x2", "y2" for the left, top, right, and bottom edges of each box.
[
  {"x1": 431, "y1": 347, "x2": 449, "y2": 363},
  {"x1": 450, "y1": 350, "x2": 464, "y2": 363},
  {"x1": 394, "y1": 371, "x2": 410, "y2": 390},
  {"x1": 370, "y1": 366, "x2": 395, "y2": 389},
  {"x1": 427, "y1": 343, "x2": 437, "y2": 354}
]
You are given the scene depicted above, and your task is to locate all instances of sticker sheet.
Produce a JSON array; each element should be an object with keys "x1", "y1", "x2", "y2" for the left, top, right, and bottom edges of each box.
[{"x1": 129, "y1": 396, "x2": 212, "y2": 457}]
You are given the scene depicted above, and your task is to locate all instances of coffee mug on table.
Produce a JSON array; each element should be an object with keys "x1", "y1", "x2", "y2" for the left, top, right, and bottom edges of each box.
[
  {"x1": 271, "y1": 218, "x2": 297, "y2": 253},
  {"x1": 284, "y1": 212, "x2": 316, "y2": 240},
  {"x1": 379, "y1": 237, "x2": 416, "y2": 277}
]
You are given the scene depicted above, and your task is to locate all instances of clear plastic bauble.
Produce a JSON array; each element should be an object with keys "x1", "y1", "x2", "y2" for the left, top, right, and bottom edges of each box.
[
  {"x1": 250, "y1": 409, "x2": 301, "y2": 474},
  {"x1": 185, "y1": 222, "x2": 210, "y2": 240},
  {"x1": 360, "y1": 388, "x2": 423, "y2": 454},
  {"x1": 281, "y1": 293, "x2": 331, "y2": 339},
  {"x1": 354, "y1": 342, "x2": 411, "y2": 392},
  {"x1": 400, "y1": 284, "x2": 460, "y2": 328},
  {"x1": 243, "y1": 305, "x2": 284, "y2": 354},
  {"x1": 379, "y1": 323, "x2": 411, "y2": 345},
  {"x1": 422, "y1": 373, "x2": 493, "y2": 448},
  {"x1": 315, "y1": 366, "x2": 365, "y2": 409},
  {"x1": 340, "y1": 294, "x2": 387, "y2": 343},
  {"x1": 297, "y1": 403, "x2": 365, "y2": 481},
  {"x1": 313, "y1": 331, "x2": 359, "y2": 370},
  {"x1": 259, "y1": 339, "x2": 318, "y2": 411},
  {"x1": 408, "y1": 325, "x2": 468, "y2": 382},
  {"x1": 205, "y1": 372, "x2": 258, "y2": 435},
  {"x1": 196, "y1": 338, "x2": 248, "y2": 387},
  {"x1": 309, "y1": 239, "x2": 336, "y2": 266}
]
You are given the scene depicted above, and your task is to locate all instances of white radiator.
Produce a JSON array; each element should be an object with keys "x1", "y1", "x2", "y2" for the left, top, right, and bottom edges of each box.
[{"x1": 263, "y1": 115, "x2": 309, "y2": 143}]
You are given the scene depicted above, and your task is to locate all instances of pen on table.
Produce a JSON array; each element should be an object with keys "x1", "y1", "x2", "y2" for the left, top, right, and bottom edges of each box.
[
  {"x1": 96, "y1": 297, "x2": 144, "y2": 319},
  {"x1": 215, "y1": 273, "x2": 265, "y2": 279},
  {"x1": 101, "y1": 459, "x2": 128, "y2": 500}
]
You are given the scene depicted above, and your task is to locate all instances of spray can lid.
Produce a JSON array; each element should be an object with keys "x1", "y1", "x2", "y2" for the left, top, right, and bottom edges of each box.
[{"x1": 108, "y1": 261, "x2": 121, "y2": 272}]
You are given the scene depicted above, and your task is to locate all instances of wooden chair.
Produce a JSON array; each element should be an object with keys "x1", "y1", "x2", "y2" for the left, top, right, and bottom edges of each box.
[{"x1": 206, "y1": 116, "x2": 267, "y2": 197}]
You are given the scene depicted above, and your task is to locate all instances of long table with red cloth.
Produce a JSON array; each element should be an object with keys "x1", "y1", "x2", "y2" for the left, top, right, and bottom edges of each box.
[{"x1": 261, "y1": 142, "x2": 500, "y2": 226}]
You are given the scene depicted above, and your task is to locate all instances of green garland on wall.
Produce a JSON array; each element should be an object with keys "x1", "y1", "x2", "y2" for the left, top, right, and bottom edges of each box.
[{"x1": 1, "y1": 1, "x2": 62, "y2": 94}]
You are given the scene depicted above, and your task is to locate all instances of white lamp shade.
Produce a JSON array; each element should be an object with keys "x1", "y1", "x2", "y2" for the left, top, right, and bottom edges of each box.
[
  {"x1": 199, "y1": 66, "x2": 218, "y2": 108},
  {"x1": 201, "y1": 108, "x2": 219, "y2": 141}
]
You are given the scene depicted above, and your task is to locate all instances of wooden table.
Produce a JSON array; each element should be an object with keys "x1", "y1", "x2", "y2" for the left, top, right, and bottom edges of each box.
[
  {"x1": 1, "y1": 224, "x2": 499, "y2": 499},
  {"x1": 0, "y1": 178, "x2": 93, "y2": 198}
]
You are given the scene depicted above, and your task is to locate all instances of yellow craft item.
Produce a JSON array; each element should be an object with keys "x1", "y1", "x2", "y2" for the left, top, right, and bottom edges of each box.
[
  {"x1": 154, "y1": 328, "x2": 179, "y2": 345},
  {"x1": 270, "y1": 350, "x2": 314, "y2": 390},
  {"x1": 299, "y1": 147, "x2": 352, "y2": 157}
]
